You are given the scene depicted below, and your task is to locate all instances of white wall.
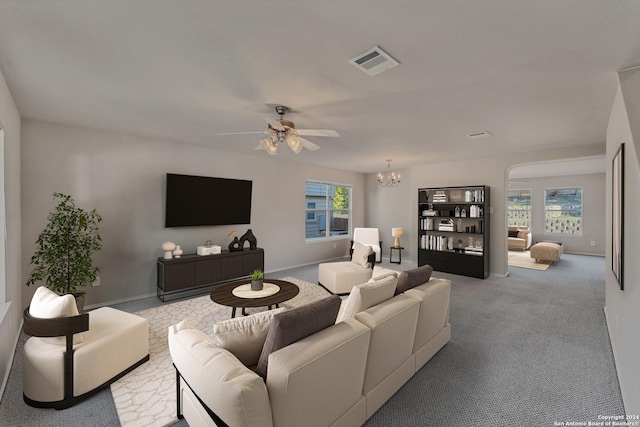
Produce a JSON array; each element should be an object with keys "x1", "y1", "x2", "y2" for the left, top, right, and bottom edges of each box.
[
  {"x1": 605, "y1": 68, "x2": 640, "y2": 415},
  {"x1": 21, "y1": 120, "x2": 365, "y2": 307},
  {"x1": 368, "y1": 144, "x2": 605, "y2": 276},
  {"x1": 0, "y1": 67, "x2": 22, "y2": 399},
  {"x1": 508, "y1": 173, "x2": 606, "y2": 255},
  {"x1": 365, "y1": 168, "x2": 413, "y2": 261}
]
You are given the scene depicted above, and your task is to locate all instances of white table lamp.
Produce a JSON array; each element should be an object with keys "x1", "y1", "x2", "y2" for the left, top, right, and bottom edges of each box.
[{"x1": 392, "y1": 228, "x2": 404, "y2": 248}]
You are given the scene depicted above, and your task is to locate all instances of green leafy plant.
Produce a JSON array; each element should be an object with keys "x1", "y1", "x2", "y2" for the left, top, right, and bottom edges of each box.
[
  {"x1": 250, "y1": 269, "x2": 264, "y2": 281},
  {"x1": 26, "y1": 193, "x2": 102, "y2": 297}
]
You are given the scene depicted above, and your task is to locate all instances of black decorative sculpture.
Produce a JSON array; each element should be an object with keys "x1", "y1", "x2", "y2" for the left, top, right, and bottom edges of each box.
[
  {"x1": 239, "y1": 229, "x2": 257, "y2": 250},
  {"x1": 228, "y1": 236, "x2": 243, "y2": 252}
]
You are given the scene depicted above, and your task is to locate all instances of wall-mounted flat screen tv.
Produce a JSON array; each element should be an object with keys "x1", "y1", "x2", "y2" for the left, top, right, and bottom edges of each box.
[{"x1": 165, "y1": 173, "x2": 252, "y2": 227}]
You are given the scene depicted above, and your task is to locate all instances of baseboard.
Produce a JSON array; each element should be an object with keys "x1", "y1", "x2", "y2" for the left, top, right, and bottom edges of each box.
[
  {"x1": 565, "y1": 251, "x2": 605, "y2": 257},
  {"x1": 0, "y1": 307, "x2": 22, "y2": 405},
  {"x1": 85, "y1": 292, "x2": 157, "y2": 310},
  {"x1": 602, "y1": 306, "x2": 627, "y2": 413}
]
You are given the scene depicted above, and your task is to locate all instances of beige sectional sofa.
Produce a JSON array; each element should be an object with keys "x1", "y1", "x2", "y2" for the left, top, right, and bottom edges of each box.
[{"x1": 168, "y1": 269, "x2": 451, "y2": 427}]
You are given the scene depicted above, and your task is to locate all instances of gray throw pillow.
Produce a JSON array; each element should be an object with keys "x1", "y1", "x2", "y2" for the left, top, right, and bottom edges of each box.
[
  {"x1": 255, "y1": 295, "x2": 341, "y2": 378},
  {"x1": 395, "y1": 265, "x2": 434, "y2": 295}
]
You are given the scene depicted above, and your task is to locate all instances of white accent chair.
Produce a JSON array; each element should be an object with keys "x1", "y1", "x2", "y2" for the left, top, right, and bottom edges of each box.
[
  {"x1": 23, "y1": 298, "x2": 149, "y2": 409},
  {"x1": 352, "y1": 228, "x2": 382, "y2": 263}
]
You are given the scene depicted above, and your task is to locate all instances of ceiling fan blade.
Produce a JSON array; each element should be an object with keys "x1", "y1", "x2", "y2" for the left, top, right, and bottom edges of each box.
[
  {"x1": 254, "y1": 144, "x2": 264, "y2": 150},
  {"x1": 296, "y1": 129, "x2": 339, "y2": 137},
  {"x1": 218, "y1": 131, "x2": 268, "y2": 136},
  {"x1": 267, "y1": 119, "x2": 285, "y2": 132},
  {"x1": 299, "y1": 137, "x2": 320, "y2": 151}
]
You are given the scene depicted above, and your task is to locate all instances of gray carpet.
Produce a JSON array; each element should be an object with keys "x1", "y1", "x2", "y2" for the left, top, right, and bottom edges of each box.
[
  {"x1": 365, "y1": 254, "x2": 624, "y2": 426},
  {"x1": 0, "y1": 255, "x2": 624, "y2": 426}
]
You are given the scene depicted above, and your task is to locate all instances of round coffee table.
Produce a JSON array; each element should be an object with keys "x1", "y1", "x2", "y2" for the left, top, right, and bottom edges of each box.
[{"x1": 210, "y1": 279, "x2": 299, "y2": 318}]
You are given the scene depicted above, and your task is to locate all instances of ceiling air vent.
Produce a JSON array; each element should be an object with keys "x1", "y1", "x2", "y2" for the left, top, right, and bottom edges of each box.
[
  {"x1": 467, "y1": 131, "x2": 492, "y2": 140},
  {"x1": 349, "y1": 46, "x2": 399, "y2": 76}
]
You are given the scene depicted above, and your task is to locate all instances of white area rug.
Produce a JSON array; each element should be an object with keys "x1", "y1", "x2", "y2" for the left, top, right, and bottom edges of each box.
[
  {"x1": 111, "y1": 277, "x2": 330, "y2": 427},
  {"x1": 508, "y1": 250, "x2": 552, "y2": 271}
]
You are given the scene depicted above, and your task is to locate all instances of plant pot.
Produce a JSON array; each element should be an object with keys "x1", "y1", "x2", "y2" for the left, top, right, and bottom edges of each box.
[
  {"x1": 251, "y1": 280, "x2": 263, "y2": 291},
  {"x1": 75, "y1": 295, "x2": 85, "y2": 314}
]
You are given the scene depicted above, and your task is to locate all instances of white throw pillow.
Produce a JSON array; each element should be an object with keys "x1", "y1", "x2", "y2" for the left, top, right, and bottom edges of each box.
[
  {"x1": 367, "y1": 270, "x2": 399, "y2": 284},
  {"x1": 212, "y1": 308, "x2": 285, "y2": 366},
  {"x1": 29, "y1": 286, "x2": 84, "y2": 345},
  {"x1": 351, "y1": 241, "x2": 374, "y2": 268},
  {"x1": 336, "y1": 274, "x2": 398, "y2": 322}
]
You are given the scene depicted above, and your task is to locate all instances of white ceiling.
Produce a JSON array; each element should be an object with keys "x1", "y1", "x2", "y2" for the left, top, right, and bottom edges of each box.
[{"x1": 0, "y1": 1, "x2": 639, "y2": 173}]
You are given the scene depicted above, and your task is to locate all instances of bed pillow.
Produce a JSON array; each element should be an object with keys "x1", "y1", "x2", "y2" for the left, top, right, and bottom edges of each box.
[
  {"x1": 351, "y1": 241, "x2": 374, "y2": 268},
  {"x1": 337, "y1": 274, "x2": 398, "y2": 322},
  {"x1": 395, "y1": 265, "x2": 434, "y2": 295},
  {"x1": 255, "y1": 295, "x2": 341, "y2": 378},
  {"x1": 29, "y1": 286, "x2": 84, "y2": 345},
  {"x1": 212, "y1": 308, "x2": 284, "y2": 366}
]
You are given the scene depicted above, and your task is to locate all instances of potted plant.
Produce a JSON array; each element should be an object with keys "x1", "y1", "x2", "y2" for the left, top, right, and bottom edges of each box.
[
  {"x1": 26, "y1": 193, "x2": 102, "y2": 311},
  {"x1": 250, "y1": 269, "x2": 264, "y2": 291}
]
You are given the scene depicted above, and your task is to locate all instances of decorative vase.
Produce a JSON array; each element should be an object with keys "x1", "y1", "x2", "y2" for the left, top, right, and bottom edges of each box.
[
  {"x1": 173, "y1": 245, "x2": 183, "y2": 258},
  {"x1": 239, "y1": 229, "x2": 257, "y2": 250},
  {"x1": 251, "y1": 280, "x2": 263, "y2": 291},
  {"x1": 161, "y1": 241, "x2": 176, "y2": 259},
  {"x1": 228, "y1": 237, "x2": 243, "y2": 252}
]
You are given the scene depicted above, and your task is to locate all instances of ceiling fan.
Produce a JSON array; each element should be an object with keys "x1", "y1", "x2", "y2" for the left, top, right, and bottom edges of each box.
[{"x1": 218, "y1": 105, "x2": 339, "y2": 155}]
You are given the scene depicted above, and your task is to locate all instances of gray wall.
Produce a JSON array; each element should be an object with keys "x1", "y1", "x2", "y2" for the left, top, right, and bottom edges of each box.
[
  {"x1": 21, "y1": 120, "x2": 365, "y2": 307},
  {"x1": 508, "y1": 173, "x2": 606, "y2": 255},
  {"x1": 0, "y1": 68, "x2": 22, "y2": 397},
  {"x1": 605, "y1": 67, "x2": 640, "y2": 415}
]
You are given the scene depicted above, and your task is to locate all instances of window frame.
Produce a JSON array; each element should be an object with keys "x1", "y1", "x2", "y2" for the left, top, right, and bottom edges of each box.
[
  {"x1": 304, "y1": 180, "x2": 352, "y2": 243},
  {"x1": 543, "y1": 186, "x2": 583, "y2": 237}
]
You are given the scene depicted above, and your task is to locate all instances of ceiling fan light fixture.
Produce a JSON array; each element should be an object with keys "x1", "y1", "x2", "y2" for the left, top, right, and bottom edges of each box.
[
  {"x1": 260, "y1": 138, "x2": 278, "y2": 156},
  {"x1": 286, "y1": 135, "x2": 302, "y2": 153}
]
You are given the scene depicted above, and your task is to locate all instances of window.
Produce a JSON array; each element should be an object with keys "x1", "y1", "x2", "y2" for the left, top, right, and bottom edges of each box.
[
  {"x1": 305, "y1": 181, "x2": 351, "y2": 241},
  {"x1": 507, "y1": 189, "x2": 531, "y2": 227},
  {"x1": 544, "y1": 187, "x2": 583, "y2": 235}
]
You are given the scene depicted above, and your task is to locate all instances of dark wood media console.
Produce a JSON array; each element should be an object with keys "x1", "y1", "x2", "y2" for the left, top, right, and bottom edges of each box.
[{"x1": 157, "y1": 248, "x2": 264, "y2": 301}]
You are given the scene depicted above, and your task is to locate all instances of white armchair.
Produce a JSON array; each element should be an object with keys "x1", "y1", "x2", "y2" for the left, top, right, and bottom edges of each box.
[{"x1": 352, "y1": 228, "x2": 382, "y2": 263}]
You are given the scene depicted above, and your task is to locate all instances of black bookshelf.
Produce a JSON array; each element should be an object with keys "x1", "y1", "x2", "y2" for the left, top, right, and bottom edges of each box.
[{"x1": 418, "y1": 186, "x2": 490, "y2": 279}]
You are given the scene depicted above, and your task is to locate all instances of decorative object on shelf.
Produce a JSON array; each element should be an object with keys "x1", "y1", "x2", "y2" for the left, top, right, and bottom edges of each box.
[
  {"x1": 197, "y1": 240, "x2": 221, "y2": 255},
  {"x1": 161, "y1": 242, "x2": 176, "y2": 259},
  {"x1": 239, "y1": 229, "x2": 258, "y2": 250},
  {"x1": 455, "y1": 206, "x2": 460, "y2": 217},
  {"x1": 26, "y1": 193, "x2": 102, "y2": 304},
  {"x1": 173, "y1": 245, "x2": 183, "y2": 258},
  {"x1": 250, "y1": 269, "x2": 264, "y2": 291},
  {"x1": 438, "y1": 219, "x2": 455, "y2": 232},
  {"x1": 461, "y1": 208, "x2": 467, "y2": 217},
  {"x1": 448, "y1": 237, "x2": 454, "y2": 250},
  {"x1": 227, "y1": 229, "x2": 243, "y2": 252},
  {"x1": 228, "y1": 237, "x2": 243, "y2": 252},
  {"x1": 392, "y1": 228, "x2": 404, "y2": 248},
  {"x1": 457, "y1": 218, "x2": 462, "y2": 231},
  {"x1": 377, "y1": 159, "x2": 401, "y2": 187}
]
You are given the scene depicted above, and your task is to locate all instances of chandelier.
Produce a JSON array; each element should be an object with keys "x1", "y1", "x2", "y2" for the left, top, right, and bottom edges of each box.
[{"x1": 378, "y1": 159, "x2": 401, "y2": 187}]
